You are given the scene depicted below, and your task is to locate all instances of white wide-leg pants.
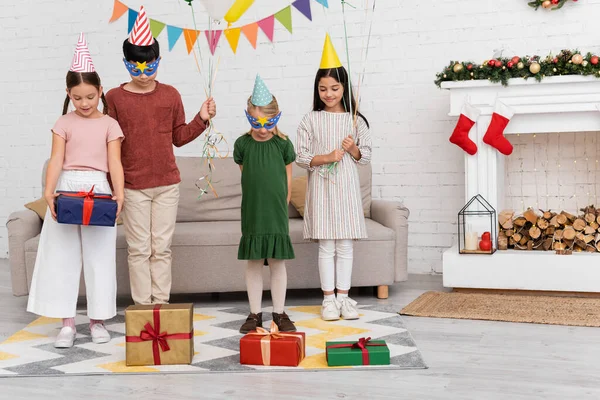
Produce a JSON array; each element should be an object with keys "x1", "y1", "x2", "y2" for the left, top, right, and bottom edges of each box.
[{"x1": 26, "y1": 170, "x2": 117, "y2": 320}]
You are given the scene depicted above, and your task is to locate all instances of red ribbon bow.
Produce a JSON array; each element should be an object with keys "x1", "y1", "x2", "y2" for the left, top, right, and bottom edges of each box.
[
  {"x1": 326, "y1": 337, "x2": 387, "y2": 365},
  {"x1": 60, "y1": 185, "x2": 112, "y2": 225},
  {"x1": 125, "y1": 304, "x2": 193, "y2": 365}
]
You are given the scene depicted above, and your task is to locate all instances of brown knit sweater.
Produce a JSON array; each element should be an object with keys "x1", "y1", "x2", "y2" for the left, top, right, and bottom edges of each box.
[{"x1": 106, "y1": 82, "x2": 207, "y2": 190}]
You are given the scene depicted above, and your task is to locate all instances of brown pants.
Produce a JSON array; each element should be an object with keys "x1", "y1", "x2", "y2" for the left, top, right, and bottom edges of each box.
[{"x1": 123, "y1": 184, "x2": 179, "y2": 305}]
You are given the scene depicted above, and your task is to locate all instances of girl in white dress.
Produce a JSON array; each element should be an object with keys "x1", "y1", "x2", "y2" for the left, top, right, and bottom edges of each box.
[{"x1": 296, "y1": 35, "x2": 372, "y2": 321}]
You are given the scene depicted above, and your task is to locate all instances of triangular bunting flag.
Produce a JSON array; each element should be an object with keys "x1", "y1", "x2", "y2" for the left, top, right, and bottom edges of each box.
[
  {"x1": 127, "y1": 9, "x2": 138, "y2": 34},
  {"x1": 224, "y1": 28, "x2": 241, "y2": 54},
  {"x1": 292, "y1": 0, "x2": 312, "y2": 21},
  {"x1": 242, "y1": 23, "x2": 259, "y2": 49},
  {"x1": 149, "y1": 19, "x2": 166, "y2": 38},
  {"x1": 315, "y1": 0, "x2": 328, "y2": 7},
  {"x1": 204, "y1": 30, "x2": 222, "y2": 56},
  {"x1": 167, "y1": 25, "x2": 183, "y2": 51},
  {"x1": 183, "y1": 29, "x2": 200, "y2": 54},
  {"x1": 258, "y1": 15, "x2": 275, "y2": 42},
  {"x1": 274, "y1": 6, "x2": 293, "y2": 33},
  {"x1": 109, "y1": 0, "x2": 128, "y2": 23}
]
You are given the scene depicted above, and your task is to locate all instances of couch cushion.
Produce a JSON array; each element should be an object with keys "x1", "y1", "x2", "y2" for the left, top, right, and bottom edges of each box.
[
  {"x1": 176, "y1": 157, "x2": 242, "y2": 222},
  {"x1": 21, "y1": 218, "x2": 395, "y2": 252},
  {"x1": 357, "y1": 164, "x2": 372, "y2": 218}
]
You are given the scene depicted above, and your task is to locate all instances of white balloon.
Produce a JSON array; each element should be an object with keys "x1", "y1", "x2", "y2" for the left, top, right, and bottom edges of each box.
[{"x1": 197, "y1": 0, "x2": 235, "y2": 21}]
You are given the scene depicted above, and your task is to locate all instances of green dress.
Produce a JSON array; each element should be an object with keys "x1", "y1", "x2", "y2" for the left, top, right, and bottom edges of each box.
[{"x1": 234, "y1": 134, "x2": 296, "y2": 260}]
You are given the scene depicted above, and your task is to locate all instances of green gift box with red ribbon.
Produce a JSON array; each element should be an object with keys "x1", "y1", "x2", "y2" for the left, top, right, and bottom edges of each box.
[
  {"x1": 326, "y1": 337, "x2": 390, "y2": 367},
  {"x1": 125, "y1": 303, "x2": 194, "y2": 366}
]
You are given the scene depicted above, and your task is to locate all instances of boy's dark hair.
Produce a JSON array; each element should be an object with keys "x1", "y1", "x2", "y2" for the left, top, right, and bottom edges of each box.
[
  {"x1": 313, "y1": 66, "x2": 369, "y2": 128},
  {"x1": 63, "y1": 71, "x2": 107, "y2": 115},
  {"x1": 122, "y1": 38, "x2": 160, "y2": 62}
]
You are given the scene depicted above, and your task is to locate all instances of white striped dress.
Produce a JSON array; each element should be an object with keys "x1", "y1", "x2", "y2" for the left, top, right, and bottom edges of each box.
[{"x1": 296, "y1": 111, "x2": 372, "y2": 240}]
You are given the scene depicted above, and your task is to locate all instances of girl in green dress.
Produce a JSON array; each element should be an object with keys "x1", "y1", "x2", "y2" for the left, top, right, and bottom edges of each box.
[{"x1": 233, "y1": 75, "x2": 297, "y2": 333}]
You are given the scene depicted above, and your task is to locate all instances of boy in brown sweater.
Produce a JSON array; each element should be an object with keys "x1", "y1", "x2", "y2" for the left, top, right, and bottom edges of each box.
[{"x1": 106, "y1": 6, "x2": 216, "y2": 304}]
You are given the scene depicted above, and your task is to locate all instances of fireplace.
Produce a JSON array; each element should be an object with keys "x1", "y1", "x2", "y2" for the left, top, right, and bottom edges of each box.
[{"x1": 441, "y1": 76, "x2": 600, "y2": 293}]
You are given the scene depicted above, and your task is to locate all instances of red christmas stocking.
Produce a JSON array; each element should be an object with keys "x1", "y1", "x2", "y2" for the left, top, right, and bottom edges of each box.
[
  {"x1": 483, "y1": 101, "x2": 514, "y2": 156},
  {"x1": 449, "y1": 102, "x2": 480, "y2": 155}
]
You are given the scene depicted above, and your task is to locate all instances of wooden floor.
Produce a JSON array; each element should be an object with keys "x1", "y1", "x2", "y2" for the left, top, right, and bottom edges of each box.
[{"x1": 1, "y1": 259, "x2": 599, "y2": 399}]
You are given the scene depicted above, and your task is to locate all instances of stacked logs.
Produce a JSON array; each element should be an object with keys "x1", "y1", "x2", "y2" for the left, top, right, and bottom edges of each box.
[{"x1": 498, "y1": 206, "x2": 600, "y2": 254}]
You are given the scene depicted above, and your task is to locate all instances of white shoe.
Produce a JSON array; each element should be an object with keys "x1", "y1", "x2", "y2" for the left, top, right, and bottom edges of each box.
[
  {"x1": 340, "y1": 297, "x2": 359, "y2": 320},
  {"x1": 90, "y1": 323, "x2": 111, "y2": 344},
  {"x1": 321, "y1": 298, "x2": 341, "y2": 321},
  {"x1": 54, "y1": 327, "x2": 76, "y2": 348}
]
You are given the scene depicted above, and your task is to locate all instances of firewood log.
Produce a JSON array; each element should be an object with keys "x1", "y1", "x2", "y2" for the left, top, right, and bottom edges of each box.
[
  {"x1": 523, "y1": 209, "x2": 538, "y2": 225},
  {"x1": 556, "y1": 214, "x2": 568, "y2": 226},
  {"x1": 573, "y1": 218, "x2": 586, "y2": 231},
  {"x1": 498, "y1": 232, "x2": 508, "y2": 250},
  {"x1": 563, "y1": 227, "x2": 576, "y2": 240},
  {"x1": 514, "y1": 217, "x2": 527, "y2": 227},
  {"x1": 585, "y1": 213, "x2": 596, "y2": 224},
  {"x1": 584, "y1": 225, "x2": 596, "y2": 235},
  {"x1": 529, "y1": 226, "x2": 542, "y2": 239},
  {"x1": 499, "y1": 210, "x2": 515, "y2": 230},
  {"x1": 537, "y1": 219, "x2": 549, "y2": 230}
]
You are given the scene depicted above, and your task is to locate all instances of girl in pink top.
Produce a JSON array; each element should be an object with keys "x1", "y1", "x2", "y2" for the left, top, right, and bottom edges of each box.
[{"x1": 27, "y1": 34, "x2": 125, "y2": 349}]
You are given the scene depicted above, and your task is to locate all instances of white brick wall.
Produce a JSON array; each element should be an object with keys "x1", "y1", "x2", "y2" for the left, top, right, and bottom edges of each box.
[{"x1": 2, "y1": 0, "x2": 600, "y2": 275}]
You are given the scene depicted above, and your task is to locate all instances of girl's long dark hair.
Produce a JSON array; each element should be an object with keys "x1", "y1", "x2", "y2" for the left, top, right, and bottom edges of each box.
[
  {"x1": 62, "y1": 71, "x2": 107, "y2": 115},
  {"x1": 312, "y1": 66, "x2": 369, "y2": 128}
]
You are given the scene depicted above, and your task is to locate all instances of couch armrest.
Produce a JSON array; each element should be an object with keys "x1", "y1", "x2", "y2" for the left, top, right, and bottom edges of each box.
[
  {"x1": 370, "y1": 200, "x2": 410, "y2": 282},
  {"x1": 6, "y1": 209, "x2": 42, "y2": 296}
]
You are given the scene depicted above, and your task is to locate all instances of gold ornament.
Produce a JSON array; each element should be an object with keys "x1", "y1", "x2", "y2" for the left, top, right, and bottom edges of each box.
[
  {"x1": 572, "y1": 54, "x2": 583, "y2": 64},
  {"x1": 529, "y1": 62, "x2": 541, "y2": 74},
  {"x1": 553, "y1": 68, "x2": 557, "y2": 72},
  {"x1": 470, "y1": 72, "x2": 474, "y2": 76},
  {"x1": 443, "y1": 74, "x2": 447, "y2": 78},
  {"x1": 517, "y1": 62, "x2": 524, "y2": 70},
  {"x1": 542, "y1": 0, "x2": 552, "y2": 8},
  {"x1": 582, "y1": 60, "x2": 589, "y2": 67},
  {"x1": 453, "y1": 63, "x2": 464, "y2": 73}
]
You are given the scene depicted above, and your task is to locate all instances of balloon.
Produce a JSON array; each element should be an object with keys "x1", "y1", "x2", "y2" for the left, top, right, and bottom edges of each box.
[
  {"x1": 197, "y1": 0, "x2": 235, "y2": 21},
  {"x1": 224, "y1": 0, "x2": 254, "y2": 24}
]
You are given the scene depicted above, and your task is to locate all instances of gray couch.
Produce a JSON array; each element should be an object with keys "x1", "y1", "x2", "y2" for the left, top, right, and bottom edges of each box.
[{"x1": 6, "y1": 157, "x2": 409, "y2": 299}]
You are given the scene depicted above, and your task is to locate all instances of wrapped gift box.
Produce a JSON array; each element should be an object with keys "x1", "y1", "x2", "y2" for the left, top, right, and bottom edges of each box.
[
  {"x1": 55, "y1": 188, "x2": 117, "y2": 227},
  {"x1": 326, "y1": 338, "x2": 390, "y2": 366},
  {"x1": 240, "y1": 323, "x2": 305, "y2": 367},
  {"x1": 125, "y1": 303, "x2": 194, "y2": 366}
]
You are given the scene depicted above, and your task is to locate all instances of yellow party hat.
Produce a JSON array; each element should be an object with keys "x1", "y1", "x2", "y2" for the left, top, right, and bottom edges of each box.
[{"x1": 319, "y1": 33, "x2": 342, "y2": 69}]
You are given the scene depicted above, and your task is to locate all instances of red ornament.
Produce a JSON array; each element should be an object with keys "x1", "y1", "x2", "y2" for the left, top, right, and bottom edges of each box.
[
  {"x1": 507, "y1": 61, "x2": 514, "y2": 68},
  {"x1": 551, "y1": 0, "x2": 559, "y2": 3},
  {"x1": 467, "y1": 63, "x2": 473, "y2": 70},
  {"x1": 511, "y1": 56, "x2": 520, "y2": 64},
  {"x1": 553, "y1": 58, "x2": 558, "y2": 64},
  {"x1": 591, "y1": 56, "x2": 599, "y2": 65},
  {"x1": 495, "y1": 60, "x2": 503, "y2": 68},
  {"x1": 488, "y1": 60, "x2": 495, "y2": 67},
  {"x1": 479, "y1": 239, "x2": 492, "y2": 252}
]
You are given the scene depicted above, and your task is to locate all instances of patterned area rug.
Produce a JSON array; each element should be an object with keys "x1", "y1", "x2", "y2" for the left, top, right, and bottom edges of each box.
[{"x1": 0, "y1": 304, "x2": 426, "y2": 376}]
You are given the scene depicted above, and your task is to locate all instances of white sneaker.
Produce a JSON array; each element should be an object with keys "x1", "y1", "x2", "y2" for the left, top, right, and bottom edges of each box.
[
  {"x1": 54, "y1": 327, "x2": 76, "y2": 348},
  {"x1": 321, "y1": 298, "x2": 341, "y2": 321},
  {"x1": 340, "y1": 297, "x2": 360, "y2": 320},
  {"x1": 90, "y1": 323, "x2": 111, "y2": 344}
]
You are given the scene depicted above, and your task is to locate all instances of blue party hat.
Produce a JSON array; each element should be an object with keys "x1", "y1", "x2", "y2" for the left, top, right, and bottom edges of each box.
[{"x1": 251, "y1": 74, "x2": 273, "y2": 107}]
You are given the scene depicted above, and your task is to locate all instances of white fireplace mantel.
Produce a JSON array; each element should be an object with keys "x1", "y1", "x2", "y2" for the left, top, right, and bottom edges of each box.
[{"x1": 441, "y1": 75, "x2": 600, "y2": 293}]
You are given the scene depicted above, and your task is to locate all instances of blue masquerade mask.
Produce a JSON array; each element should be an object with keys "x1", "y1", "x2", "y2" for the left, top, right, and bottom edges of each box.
[
  {"x1": 245, "y1": 110, "x2": 282, "y2": 130},
  {"x1": 123, "y1": 57, "x2": 161, "y2": 77}
]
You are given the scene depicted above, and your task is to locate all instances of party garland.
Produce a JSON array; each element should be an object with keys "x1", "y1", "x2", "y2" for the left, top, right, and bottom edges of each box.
[
  {"x1": 527, "y1": 0, "x2": 577, "y2": 10},
  {"x1": 435, "y1": 49, "x2": 600, "y2": 87}
]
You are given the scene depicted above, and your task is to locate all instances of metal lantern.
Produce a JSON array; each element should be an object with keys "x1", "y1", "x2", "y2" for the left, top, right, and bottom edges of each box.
[{"x1": 458, "y1": 194, "x2": 497, "y2": 254}]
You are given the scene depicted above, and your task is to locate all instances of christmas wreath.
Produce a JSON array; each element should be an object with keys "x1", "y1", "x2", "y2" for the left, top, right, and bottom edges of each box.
[
  {"x1": 527, "y1": 0, "x2": 577, "y2": 10},
  {"x1": 435, "y1": 50, "x2": 600, "y2": 87}
]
